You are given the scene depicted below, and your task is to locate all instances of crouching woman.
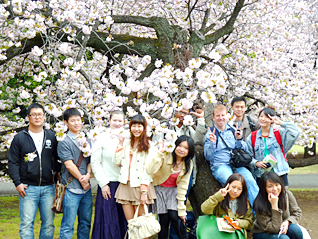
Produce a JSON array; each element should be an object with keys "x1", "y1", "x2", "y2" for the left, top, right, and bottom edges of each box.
[{"x1": 146, "y1": 135, "x2": 194, "y2": 239}]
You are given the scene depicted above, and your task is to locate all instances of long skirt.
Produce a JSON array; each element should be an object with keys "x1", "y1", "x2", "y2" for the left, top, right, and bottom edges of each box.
[{"x1": 91, "y1": 182, "x2": 127, "y2": 239}]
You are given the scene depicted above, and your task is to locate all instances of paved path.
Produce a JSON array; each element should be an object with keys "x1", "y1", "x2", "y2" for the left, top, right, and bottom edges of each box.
[{"x1": 0, "y1": 174, "x2": 317, "y2": 196}]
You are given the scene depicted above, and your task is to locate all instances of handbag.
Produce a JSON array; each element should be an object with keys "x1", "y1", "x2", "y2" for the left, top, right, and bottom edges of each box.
[
  {"x1": 125, "y1": 204, "x2": 161, "y2": 239},
  {"x1": 51, "y1": 152, "x2": 84, "y2": 213},
  {"x1": 197, "y1": 215, "x2": 245, "y2": 239},
  {"x1": 218, "y1": 132, "x2": 252, "y2": 169}
]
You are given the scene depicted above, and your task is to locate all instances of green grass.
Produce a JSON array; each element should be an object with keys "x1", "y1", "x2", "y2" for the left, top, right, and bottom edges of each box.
[
  {"x1": 287, "y1": 145, "x2": 318, "y2": 175},
  {"x1": 0, "y1": 195, "x2": 96, "y2": 239}
]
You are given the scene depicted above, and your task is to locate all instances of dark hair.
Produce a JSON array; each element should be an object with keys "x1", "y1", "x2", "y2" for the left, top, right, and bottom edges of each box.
[
  {"x1": 253, "y1": 171, "x2": 286, "y2": 215},
  {"x1": 110, "y1": 110, "x2": 124, "y2": 120},
  {"x1": 63, "y1": 108, "x2": 81, "y2": 122},
  {"x1": 221, "y1": 173, "x2": 249, "y2": 216},
  {"x1": 129, "y1": 115, "x2": 150, "y2": 153},
  {"x1": 172, "y1": 135, "x2": 195, "y2": 175},
  {"x1": 258, "y1": 106, "x2": 276, "y2": 118},
  {"x1": 27, "y1": 103, "x2": 45, "y2": 115},
  {"x1": 231, "y1": 97, "x2": 247, "y2": 107}
]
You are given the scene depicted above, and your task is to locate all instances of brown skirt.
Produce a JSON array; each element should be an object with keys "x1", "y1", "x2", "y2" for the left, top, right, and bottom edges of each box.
[{"x1": 115, "y1": 181, "x2": 156, "y2": 205}]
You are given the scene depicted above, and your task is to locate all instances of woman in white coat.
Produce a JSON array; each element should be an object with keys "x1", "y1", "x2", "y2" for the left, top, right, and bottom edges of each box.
[{"x1": 114, "y1": 114, "x2": 156, "y2": 222}]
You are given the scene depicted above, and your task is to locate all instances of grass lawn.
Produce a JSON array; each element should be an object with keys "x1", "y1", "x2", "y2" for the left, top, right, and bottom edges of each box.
[{"x1": 0, "y1": 195, "x2": 96, "y2": 239}]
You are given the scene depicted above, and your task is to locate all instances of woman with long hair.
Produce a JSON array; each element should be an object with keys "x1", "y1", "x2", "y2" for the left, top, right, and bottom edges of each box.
[
  {"x1": 252, "y1": 171, "x2": 302, "y2": 239},
  {"x1": 246, "y1": 107, "x2": 300, "y2": 188},
  {"x1": 113, "y1": 114, "x2": 156, "y2": 227},
  {"x1": 91, "y1": 110, "x2": 127, "y2": 239},
  {"x1": 146, "y1": 135, "x2": 194, "y2": 239},
  {"x1": 200, "y1": 173, "x2": 253, "y2": 238}
]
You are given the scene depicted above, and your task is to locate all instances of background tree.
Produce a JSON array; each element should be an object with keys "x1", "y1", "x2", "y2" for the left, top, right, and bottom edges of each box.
[{"x1": 0, "y1": 0, "x2": 318, "y2": 213}]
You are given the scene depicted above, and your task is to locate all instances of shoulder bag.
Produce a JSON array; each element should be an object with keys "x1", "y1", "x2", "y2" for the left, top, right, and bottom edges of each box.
[
  {"x1": 218, "y1": 131, "x2": 252, "y2": 169},
  {"x1": 51, "y1": 152, "x2": 84, "y2": 213}
]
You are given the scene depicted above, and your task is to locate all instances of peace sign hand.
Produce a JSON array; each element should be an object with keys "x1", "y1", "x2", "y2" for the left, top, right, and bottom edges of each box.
[
  {"x1": 219, "y1": 183, "x2": 231, "y2": 197},
  {"x1": 255, "y1": 102, "x2": 263, "y2": 114},
  {"x1": 234, "y1": 123, "x2": 243, "y2": 140},
  {"x1": 190, "y1": 106, "x2": 205, "y2": 118},
  {"x1": 208, "y1": 127, "x2": 217, "y2": 143},
  {"x1": 267, "y1": 115, "x2": 282, "y2": 125},
  {"x1": 159, "y1": 140, "x2": 165, "y2": 153}
]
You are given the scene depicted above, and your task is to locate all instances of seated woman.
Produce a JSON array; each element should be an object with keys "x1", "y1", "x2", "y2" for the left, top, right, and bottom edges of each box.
[
  {"x1": 252, "y1": 171, "x2": 302, "y2": 239},
  {"x1": 200, "y1": 173, "x2": 253, "y2": 239},
  {"x1": 146, "y1": 135, "x2": 194, "y2": 239}
]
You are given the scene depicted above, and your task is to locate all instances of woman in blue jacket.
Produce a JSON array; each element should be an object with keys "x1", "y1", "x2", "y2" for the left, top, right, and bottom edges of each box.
[{"x1": 245, "y1": 107, "x2": 300, "y2": 189}]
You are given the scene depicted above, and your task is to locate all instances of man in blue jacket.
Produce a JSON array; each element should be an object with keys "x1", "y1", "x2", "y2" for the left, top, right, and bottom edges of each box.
[
  {"x1": 204, "y1": 105, "x2": 259, "y2": 207},
  {"x1": 8, "y1": 103, "x2": 60, "y2": 239}
]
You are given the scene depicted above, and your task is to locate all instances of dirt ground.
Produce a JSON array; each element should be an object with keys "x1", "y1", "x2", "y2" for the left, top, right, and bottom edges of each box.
[{"x1": 293, "y1": 190, "x2": 318, "y2": 238}]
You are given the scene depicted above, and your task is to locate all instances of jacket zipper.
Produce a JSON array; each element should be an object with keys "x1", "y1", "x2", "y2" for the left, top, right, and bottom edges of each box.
[{"x1": 24, "y1": 129, "x2": 46, "y2": 186}]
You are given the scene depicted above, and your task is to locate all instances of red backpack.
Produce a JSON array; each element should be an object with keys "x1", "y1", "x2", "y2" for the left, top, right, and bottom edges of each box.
[{"x1": 251, "y1": 129, "x2": 288, "y2": 162}]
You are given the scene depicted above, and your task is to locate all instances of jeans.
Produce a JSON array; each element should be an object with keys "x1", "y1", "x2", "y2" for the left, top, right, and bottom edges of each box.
[
  {"x1": 212, "y1": 164, "x2": 259, "y2": 207},
  {"x1": 60, "y1": 189, "x2": 93, "y2": 239},
  {"x1": 253, "y1": 223, "x2": 303, "y2": 239},
  {"x1": 19, "y1": 184, "x2": 55, "y2": 239}
]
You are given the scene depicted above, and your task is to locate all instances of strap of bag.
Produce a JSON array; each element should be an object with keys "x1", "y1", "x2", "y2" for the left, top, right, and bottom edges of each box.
[
  {"x1": 247, "y1": 115, "x2": 256, "y2": 132},
  {"x1": 251, "y1": 131, "x2": 257, "y2": 155},
  {"x1": 66, "y1": 152, "x2": 84, "y2": 186},
  {"x1": 217, "y1": 130, "x2": 232, "y2": 153},
  {"x1": 133, "y1": 204, "x2": 148, "y2": 219},
  {"x1": 273, "y1": 129, "x2": 288, "y2": 162}
]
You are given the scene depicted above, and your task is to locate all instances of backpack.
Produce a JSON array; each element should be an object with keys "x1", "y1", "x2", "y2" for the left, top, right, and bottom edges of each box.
[
  {"x1": 247, "y1": 115, "x2": 257, "y2": 132},
  {"x1": 250, "y1": 129, "x2": 288, "y2": 162}
]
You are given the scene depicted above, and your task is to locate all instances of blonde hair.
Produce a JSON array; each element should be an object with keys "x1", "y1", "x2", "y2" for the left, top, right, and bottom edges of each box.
[{"x1": 213, "y1": 105, "x2": 227, "y2": 116}]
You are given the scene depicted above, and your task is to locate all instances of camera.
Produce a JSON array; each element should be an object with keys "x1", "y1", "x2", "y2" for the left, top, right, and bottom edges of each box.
[{"x1": 265, "y1": 162, "x2": 271, "y2": 168}]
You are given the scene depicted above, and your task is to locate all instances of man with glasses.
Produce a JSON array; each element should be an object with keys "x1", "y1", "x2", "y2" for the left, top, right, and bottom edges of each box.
[{"x1": 8, "y1": 103, "x2": 60, "y2": 239}]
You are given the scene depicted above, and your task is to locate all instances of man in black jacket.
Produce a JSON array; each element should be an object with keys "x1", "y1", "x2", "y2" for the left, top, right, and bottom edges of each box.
[{"x1": 8, "y1": 103, "x2": 60, "y2": 239}]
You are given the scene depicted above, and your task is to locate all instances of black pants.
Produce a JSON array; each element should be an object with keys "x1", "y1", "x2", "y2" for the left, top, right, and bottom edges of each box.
[{"x1": 158, "y1": 210, "x2": 188, "y2": 239}]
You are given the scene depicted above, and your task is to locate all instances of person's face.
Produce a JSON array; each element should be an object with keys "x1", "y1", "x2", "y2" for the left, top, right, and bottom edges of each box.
[
  {"x1": 109, "y1": 114, "x2": 124, "y2": 129},
  {"x1": 228, "y1": 180, "x2": 243, "y2": 200},
  {"x1": 175, "y1": 108, "x2": 190, "y2": 125},
  {"x1": 231, "y1": 101, "x2": 246, "y2": 118},
  {"x1": 259, "y1": 112, "x2": 272, "y2": 127},
  {"x1": 266, "y1": 180, "x2": 282, "y2": 197},
  {"x1": 64, "y1": 115, "x2": 82, "y2": 135},
  {"x1": 213, "y1": 110, "x2": 227, "y2": 129},
  {"x1": 175, "y1": 141, "x2": 189, "y2": 159},
  {"x1": 130, "y1": 123, "x2": 144, "y2": 138},
  {"x1": 27, "y1": 108, "x2": 45, "y2": 128}
]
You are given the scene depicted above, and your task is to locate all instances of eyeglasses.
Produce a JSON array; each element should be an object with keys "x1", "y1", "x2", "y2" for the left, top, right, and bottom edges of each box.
[{"x1": 29, "y1": 114, "x2": 45, "y2": 118}]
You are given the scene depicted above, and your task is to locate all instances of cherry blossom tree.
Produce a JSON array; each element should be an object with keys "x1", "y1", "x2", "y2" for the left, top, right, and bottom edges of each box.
[{"x1": 0, "y1": 0, "x2": 318, "y2": 211}]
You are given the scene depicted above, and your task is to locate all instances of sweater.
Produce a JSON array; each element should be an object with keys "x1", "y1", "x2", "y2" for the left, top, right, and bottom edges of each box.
[
  {"x1": 146, "y1": 151, "x2": 193, "y2": 217},
  {"x1": 252, "y1": 190, "x2": 302, "y2": 234}
]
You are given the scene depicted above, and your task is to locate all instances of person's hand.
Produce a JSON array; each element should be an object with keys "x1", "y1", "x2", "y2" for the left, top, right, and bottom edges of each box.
[
  {"x1": 16, "y1": 183, "x2": 28, "y2": 198},
  {"x1": 118, "y1": 137, "x2": 125, "y2": 146},
  {"x1": 140, "y1": 193, "x2": 147, "y2": 205},
  {"x1": 219, "y1": 183, "x2": 231, "y2": 197},
  {"x1": 79, "y1": 174, "x2": 90, "y2": 190},
  {"x1": 232, "y1": 220, "x2": 239, "y2": 226},
  {"x1": 255, "y1": 161, "x2": 268, "y2": 169},
  {"x1": 208, "y1": 127, "x2": 217, "y2": 143},
  {"x1": 180, "y1": 215, "x2": 186, "y2": 224},
  {"x1": 255, "y1": 102, "x2": 263, "y2": 114},
  {"x1": 280, "y1": 220, "x2": 289, "y2": 234},
  {"x1": 190, "y1": 106, "x2": 205, "y2": 118},
  {"x1": 267, "y1": 115, "x2": 282, "y2": 125},
  {"x1": 159, "y1": 140, "x2": 165, "y2": 153},
  {"x1": 268, "y1": 193, "x2": 279, "y2": 210},
  {"x1": 101, "y1": 184, "x2": 111, "y2": 200},
  {"x1": 234, "y1": 123, "x2": 243, "y2": 140}
]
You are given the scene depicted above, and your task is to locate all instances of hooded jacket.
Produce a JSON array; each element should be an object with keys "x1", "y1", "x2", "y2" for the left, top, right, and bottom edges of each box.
[{"x1": 8, "y1": 127, "x2": 60, "y2": 187}]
